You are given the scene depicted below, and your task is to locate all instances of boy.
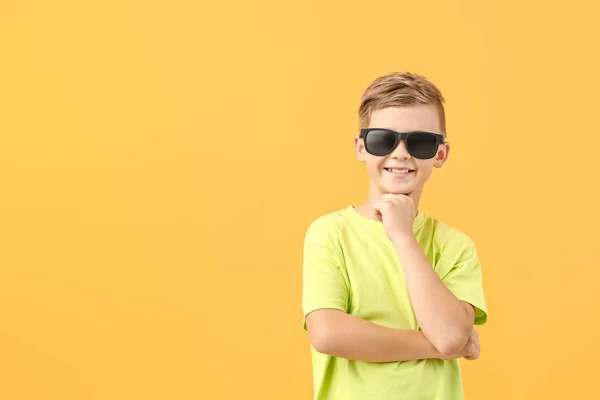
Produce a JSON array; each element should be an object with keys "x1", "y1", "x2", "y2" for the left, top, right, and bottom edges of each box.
[{"x1": 301, "y1": 72, "x2": 488, "y2": 400}]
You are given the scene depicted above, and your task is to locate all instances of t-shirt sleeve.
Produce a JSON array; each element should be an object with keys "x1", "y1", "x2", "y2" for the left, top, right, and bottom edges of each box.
[
  {"x1": 442, "y1": 242, "x2": 488, "y2": 325},
  {"x1": 301, "y1": 218, "x2": 349, "y2": 330}
]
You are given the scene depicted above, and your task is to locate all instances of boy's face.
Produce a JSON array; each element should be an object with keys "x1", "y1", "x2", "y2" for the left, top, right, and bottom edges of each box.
[{"x1": 355, "y1": 105, "x2": 449, "y2": 198}]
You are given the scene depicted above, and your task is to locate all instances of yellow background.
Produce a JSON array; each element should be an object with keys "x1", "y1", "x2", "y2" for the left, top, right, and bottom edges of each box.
[{"x1": 1, "y1": 0, "x2": 599, "y2": 399}]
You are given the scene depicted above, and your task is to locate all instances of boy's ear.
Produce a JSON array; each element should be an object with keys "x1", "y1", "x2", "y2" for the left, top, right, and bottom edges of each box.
[
  {"x1": 433, "y1": 141, "x2": 450, "y2": 168},
  {"x1": 354, "y1": 136, "x2": 367, "y2": 162}
]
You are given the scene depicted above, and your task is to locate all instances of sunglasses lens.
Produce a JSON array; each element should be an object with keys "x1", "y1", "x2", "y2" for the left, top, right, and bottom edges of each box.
[
  {"x1": 406, "y1": 133, "x2": 439, "y2": 159},
  {"x1": 365, "y1": 130, "x2": 397, "y2": 156}
]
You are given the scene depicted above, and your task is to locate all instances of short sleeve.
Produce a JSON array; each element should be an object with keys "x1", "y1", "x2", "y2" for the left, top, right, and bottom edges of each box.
[
  {"x1": 301, "y1": 219, "x2": 349, "y2": 330},
  {"x1": 442, "y1": 243, "x2": 488, "y2": 325}
]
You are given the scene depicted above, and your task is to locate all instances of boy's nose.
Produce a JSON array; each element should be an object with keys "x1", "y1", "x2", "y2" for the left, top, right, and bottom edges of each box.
[{"x1": 390, "y1": 140, "x2": 411, "y2": 159}]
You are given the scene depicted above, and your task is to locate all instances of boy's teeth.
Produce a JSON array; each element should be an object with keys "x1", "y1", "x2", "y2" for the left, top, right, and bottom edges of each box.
[{"x1": 390, "y1": 168, "x2": 410, "y2": 173}]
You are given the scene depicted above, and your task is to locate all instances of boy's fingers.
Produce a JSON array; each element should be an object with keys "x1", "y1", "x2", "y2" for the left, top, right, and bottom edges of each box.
[
  {"x1": 373, "y1": 199, "x2": 394, "y2": 210},
  {"x1": 472, "y1": 344, "x2": 480, "y2": 360}
]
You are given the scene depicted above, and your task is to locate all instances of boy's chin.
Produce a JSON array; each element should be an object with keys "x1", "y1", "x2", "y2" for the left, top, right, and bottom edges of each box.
[{"x1": 380, "y1": 184, "x2": 414, "y2": 196}]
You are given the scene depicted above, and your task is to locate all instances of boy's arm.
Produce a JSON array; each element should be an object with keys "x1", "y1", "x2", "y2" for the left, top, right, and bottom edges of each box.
[
  {"x1": 374, "y1": 195, "x2": 482, "y2": 356},
  {"x1": 392, "y1": 235, "x2": 474, "y2": 355},
  {"x1": 306, "y1": 308, "x2": 444, "y2": 362}
]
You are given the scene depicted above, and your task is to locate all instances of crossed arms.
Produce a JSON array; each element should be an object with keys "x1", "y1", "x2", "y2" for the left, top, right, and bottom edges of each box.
[{"x1": 305, "y1": 236, "x2": 479, "y2": 363}]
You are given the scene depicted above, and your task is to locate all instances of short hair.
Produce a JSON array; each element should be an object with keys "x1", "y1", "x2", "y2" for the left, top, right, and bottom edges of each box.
[{"x1": 358, "y1": 72, "x2": 446, "y2": 135}]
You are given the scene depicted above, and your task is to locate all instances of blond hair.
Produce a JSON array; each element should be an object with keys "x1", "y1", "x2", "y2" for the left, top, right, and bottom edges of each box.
[{"x1": 358, "y1": 72, "x2": 446, "y2": 134}]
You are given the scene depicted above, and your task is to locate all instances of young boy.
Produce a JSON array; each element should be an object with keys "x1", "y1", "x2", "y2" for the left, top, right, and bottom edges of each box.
[{"x1": 301, "y1": 72, "x2": 488, "y2": 400}]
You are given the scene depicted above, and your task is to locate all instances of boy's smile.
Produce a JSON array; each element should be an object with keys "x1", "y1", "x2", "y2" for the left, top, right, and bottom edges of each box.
[
  {"x1": 383, "y1": 167, "x2": 415, "y2": 176},
  {"x1": 380, "y1": 154, "x2": 418, "y2": 195}
]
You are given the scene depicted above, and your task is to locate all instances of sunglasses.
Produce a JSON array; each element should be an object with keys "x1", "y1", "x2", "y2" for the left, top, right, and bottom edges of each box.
[{"x1": 359, "y1": 128, "x2": 445, "y2": 159}]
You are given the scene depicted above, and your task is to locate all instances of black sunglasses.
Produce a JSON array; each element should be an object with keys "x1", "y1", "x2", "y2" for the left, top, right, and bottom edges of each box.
[{"x1": 359, "y1": 128, "x2": 445, "y2": 159}]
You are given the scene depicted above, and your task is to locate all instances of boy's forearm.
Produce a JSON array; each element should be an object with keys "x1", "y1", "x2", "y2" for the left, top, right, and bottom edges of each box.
[
  {"x1": 307, "y1": 309, "x2": 441, "y2": 363},
  {"x1": 392, "y1": 235, "x2": 473, "y2": 355}
]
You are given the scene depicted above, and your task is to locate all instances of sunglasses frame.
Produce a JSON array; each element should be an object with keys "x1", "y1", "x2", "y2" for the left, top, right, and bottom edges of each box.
[{"x1": 359, "y1": 128, "x2": 445, "y2": 159}]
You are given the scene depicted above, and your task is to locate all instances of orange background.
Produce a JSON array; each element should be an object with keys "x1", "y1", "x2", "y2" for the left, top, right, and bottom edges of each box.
[{"x1": 1, "y1": 1, "x2": 599, "y2": 399}]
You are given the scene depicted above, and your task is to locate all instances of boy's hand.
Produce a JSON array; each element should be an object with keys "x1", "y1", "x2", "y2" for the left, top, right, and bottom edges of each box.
[
  {"x1": 439, "y1": 327, "x2": 480, "y2": 361},
  {"x1": 373, "y1": 194, "x2": 417, "y2": 242}
]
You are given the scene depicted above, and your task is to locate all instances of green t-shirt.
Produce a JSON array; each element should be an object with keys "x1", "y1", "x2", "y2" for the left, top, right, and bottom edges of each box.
[{"x1": 302, "y1": 205, "x2": 488, "y2": 400}]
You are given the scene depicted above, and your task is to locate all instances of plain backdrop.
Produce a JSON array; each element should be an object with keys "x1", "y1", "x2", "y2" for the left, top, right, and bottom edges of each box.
[{"x1": 1, "y1": 0, "x2": 599, "y2": 399}]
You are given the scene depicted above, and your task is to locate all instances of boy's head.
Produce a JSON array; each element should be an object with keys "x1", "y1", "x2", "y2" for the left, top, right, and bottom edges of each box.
[{"x1": 355, "y1": 72, "x2": 450, "y2": 201}]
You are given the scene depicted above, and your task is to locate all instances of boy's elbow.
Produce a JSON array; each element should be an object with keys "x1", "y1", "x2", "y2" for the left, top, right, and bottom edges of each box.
[
  {"x1": 432, "y1": 330, "x2": 470, "y2": 357},
  {"x1": 435, "y1": 338, "x2": 465, "y2": 357},
  {"x1": 308, "y1": 323, "x2": 335, "y2": 354},
  {"x1": 306, "y1": 310, "x2": 339, "y2": 355}
]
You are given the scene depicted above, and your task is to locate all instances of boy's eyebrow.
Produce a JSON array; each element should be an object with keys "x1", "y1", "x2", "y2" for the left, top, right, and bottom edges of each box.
[{"x1": 370, "y1": 128, "x2": 439, "y2": 134}]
